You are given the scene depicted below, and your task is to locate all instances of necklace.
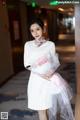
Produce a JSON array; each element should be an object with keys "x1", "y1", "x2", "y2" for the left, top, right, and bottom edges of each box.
[{"x1": 34, "y1": 38, "x2": 46, "y2": 47}]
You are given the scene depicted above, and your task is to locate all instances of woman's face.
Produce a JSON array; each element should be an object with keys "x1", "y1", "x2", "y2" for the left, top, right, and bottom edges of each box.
[{"x1": 30, "y1": 23, "x2": 43, "y2": 40}]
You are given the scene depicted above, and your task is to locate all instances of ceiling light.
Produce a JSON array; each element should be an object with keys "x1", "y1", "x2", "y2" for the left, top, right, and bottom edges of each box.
[
  {"x1": 58, "y1": 8, "x2": 64, "y2": 12},
  {"x1": 68, "y1": 12, "x2": 73, "y2": 16}
]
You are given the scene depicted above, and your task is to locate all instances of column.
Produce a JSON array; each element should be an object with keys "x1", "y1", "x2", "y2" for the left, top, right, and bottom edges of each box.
[
  {"x1": 75, "y1": 5, "x2": 80, "y2": 94},
  {"x1": 75, "y1": 4, "x2": 80, "y2": 120}
]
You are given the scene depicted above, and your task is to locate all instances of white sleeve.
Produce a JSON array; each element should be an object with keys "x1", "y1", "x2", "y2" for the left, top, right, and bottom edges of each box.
[
  {"x1": 49, "y1": 42, "x2": 60, "y2": 71},
  {"x1": 24, "y1": 42, "x2": 30, "y2": 68}
]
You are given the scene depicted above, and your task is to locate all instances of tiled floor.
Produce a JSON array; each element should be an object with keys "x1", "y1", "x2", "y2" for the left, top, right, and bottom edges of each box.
[
  {"x1": 0, "y1": 70, "x2": 39, "y2": 120},
  {"x1": 0, "y1": 63, "x2": 76, "y2": 120}
]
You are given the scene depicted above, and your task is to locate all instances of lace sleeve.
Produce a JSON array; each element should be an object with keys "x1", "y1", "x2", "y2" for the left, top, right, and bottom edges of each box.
[
  {"x1": 49, "y1": 42, "x2": 60, "y2": 72},
  {"x1": 24, "y1": 42, "x2": 30, "y2": 68}
]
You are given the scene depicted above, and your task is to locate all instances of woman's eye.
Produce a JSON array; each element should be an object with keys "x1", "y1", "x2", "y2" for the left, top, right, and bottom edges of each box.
[
  {"x1": 31, "y1": 30, "x2": 34, "y2": 33},
  {"x1": 37, "y1": 28, "x2": 40, "y2": 31}
]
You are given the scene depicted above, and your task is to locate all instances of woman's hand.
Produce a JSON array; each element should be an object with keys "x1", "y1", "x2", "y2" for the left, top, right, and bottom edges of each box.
[
  {"x1": 40, "y1": 69, "x2": 54, "y2": 80},
  {"x1": 26, "y1": 65, "x2": 31, "y2": 71}
]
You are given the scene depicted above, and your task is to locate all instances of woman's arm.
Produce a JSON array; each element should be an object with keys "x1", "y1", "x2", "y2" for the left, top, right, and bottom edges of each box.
[
  {"x1": 24, "y1": 42, "x2": 31, "y2": 69},
  {"x1": 49, "y1": 42, "x2": 60, "y2": 72},
  {"x1": 39, "y1": 42, "x2": 60, "y2": 80}
]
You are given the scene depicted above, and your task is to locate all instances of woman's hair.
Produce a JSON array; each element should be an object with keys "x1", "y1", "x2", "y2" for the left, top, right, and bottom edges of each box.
[{"x1": 30, "y1": 18, "x2": 44, "y2": 29}]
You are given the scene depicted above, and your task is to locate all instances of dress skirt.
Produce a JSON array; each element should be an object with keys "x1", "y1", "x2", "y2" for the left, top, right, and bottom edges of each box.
[{"x1": 27, "y1": 72, "x2": 75, "y2": 120}]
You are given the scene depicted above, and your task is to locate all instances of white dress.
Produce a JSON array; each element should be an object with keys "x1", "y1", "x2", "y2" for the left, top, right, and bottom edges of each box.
[{"x1": 24, "y1": 40, "x2": 75, "y2": 120}]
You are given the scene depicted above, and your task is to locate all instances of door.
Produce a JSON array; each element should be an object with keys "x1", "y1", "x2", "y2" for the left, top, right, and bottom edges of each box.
[{"x1": 7, "y1": 4, "x2": 24, "y2": 73}]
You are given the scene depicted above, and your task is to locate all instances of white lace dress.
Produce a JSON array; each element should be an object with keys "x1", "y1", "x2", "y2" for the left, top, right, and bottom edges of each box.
[{"x1": 24, "y1": 40, "x2": 75, "y2": 120}]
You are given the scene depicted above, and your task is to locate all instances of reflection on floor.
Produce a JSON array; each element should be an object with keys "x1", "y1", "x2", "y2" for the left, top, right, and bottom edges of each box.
[{"x1": 0, "y1": 63, "x2": 76, "y2": 120}]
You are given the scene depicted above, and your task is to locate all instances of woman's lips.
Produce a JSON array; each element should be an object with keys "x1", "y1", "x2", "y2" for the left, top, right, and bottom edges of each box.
[{"x1": 35, "y1": 35, "x2": 39, "y2": 38}]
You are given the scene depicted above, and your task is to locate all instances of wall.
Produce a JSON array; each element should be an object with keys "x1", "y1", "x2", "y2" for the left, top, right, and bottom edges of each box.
[
  {"x1": 19, "y1": 2, "x2": 29, "y2": 45},
  {"x1": 0, "y1": 3, "x2": 13, "y2": 85}
]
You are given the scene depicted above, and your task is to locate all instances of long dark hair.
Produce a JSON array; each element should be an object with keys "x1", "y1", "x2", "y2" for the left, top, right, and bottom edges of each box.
[
  {"x1": 29, "y1": 17, "x2": 44, "y2": 29},
  {"x1": 29, "y1": 17, "x2": 48, "y2": 40}
]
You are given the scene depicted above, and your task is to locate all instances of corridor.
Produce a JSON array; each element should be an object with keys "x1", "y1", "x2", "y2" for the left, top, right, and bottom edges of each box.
[
  {"x1": 0, "y1": 0, "x2": 80, "y2": 120},
  {"x1": 0, "y1": 63, "x2": 76, "y2": 120}
]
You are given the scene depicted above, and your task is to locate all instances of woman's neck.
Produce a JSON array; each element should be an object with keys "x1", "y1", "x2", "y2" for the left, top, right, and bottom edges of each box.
[{"x1": 34, "y1": 37, "x2": 46, "y2": 47}]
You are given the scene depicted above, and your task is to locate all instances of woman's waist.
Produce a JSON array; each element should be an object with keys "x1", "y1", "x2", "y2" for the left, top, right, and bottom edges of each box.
[{"x1": 31, "y1": 65, "x2": 54, "y2": 74}]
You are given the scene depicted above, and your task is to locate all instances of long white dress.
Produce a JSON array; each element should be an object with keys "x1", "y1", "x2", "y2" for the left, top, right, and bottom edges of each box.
[{"x1": 24, "y1": 40, "x2": 75, "y2": 120}]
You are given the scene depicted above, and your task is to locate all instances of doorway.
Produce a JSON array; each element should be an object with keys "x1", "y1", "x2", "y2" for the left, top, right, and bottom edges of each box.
[{"x1": 7, "y1": 1, "x2": 24, "y2": 73}]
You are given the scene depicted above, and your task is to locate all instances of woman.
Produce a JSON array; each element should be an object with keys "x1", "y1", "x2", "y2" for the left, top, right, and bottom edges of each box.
[{"x1": 24, "y1": 18, "x2": 75, "y2": 120}]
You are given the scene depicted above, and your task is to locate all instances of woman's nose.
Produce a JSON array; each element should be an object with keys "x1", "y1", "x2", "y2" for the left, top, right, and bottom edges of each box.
[{"x1": 34, "y1": 31, "x2": 37, "y2": 35}]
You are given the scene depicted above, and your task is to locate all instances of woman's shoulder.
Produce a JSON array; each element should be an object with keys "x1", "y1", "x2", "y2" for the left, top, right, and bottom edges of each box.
[
  {"x1": 24, "y1": 40, "x2": 34, "y2": 47},
  {"x1": 46, "y1": 40, "x2": 55, "y2": 47}
]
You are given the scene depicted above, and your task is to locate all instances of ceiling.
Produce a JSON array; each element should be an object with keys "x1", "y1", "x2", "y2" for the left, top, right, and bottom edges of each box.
[{"x1": 21, "y1": 0, "x2": 74, "y2": 16}]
